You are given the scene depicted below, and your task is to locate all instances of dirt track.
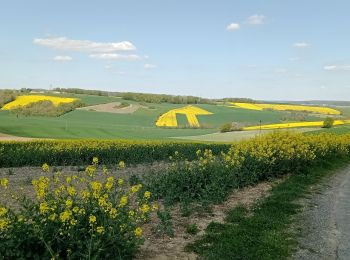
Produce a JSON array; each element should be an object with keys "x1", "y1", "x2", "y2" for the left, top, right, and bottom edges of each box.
[
  {"x1": 0, "y1": 133, "x2": 35, "y2": 141},
  {"x1": 295, "y1": 166, "x2": 350, "y2": 259}
]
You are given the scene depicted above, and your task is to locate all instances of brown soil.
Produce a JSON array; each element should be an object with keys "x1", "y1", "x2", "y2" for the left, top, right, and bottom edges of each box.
[
  {"x1": 78, "y1": 102, "x2": 147, "y2": 114},
  {"x1": 0, "y1": 133, "x2": 36, "y2": 142},
  {"x1": 136, "y1": 180, "x2": 275, "y2": 260}
]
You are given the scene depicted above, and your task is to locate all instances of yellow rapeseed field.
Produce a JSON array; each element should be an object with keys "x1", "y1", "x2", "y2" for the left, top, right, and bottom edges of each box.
[
  {"x1": 2, "y1": 95, "x2": 78, "y2": 110},
  {"x1": 230, "y1": 102, "x2": 341, "y2": 115},
  {"x1": 243, "y1": 119, "x2": 350, "y2": 130},
  {"x1": 156, "y1": 105, "x2": 212, "y2": 127}
]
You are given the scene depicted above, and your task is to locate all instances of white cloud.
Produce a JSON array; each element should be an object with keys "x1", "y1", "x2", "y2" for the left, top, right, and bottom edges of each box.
[
  {"x1": 246, "y1": 14, "x2": 266, "y2": 25},
  {"x1": 34, "y1": 37, "x2": 136, "y2": 52},
  {"x1": 53, "y1": 55, "x2": 72, "y2": 61},
  {"x1": 89, "y1": 53, "x2": 141, "y2": 60},
  {"x1": 104, "y1": 65, "x2": 113, "y2": 69},
  {"x1": 324, "y1": 65, "x2": 350, "y2": 71},
  {"x1": 226, "y1": 23, "x2": 240, "y2": 31},
  {"x1": 144, "y1": 63, "x2": 157, "y2": 69},
  {"x1": 293, "y1": 42, "x2": 310, "y2": 48}
]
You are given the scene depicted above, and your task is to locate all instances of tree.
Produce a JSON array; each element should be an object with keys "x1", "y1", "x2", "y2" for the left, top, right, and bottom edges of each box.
[{"x1": 323, "y1": 117, "x2": 334, "y2": 128}]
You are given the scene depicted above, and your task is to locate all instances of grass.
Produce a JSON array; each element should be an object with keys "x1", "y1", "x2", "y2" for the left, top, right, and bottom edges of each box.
[
  {"x1": 0, "y1": 92, "x2": 331, "y2": 140},
  {"x1": 186, "y1": 157, "x2": 350, "y2": 260},
  {"x1": 307, "y1": 125, "x2": 350, "y2": 135}
]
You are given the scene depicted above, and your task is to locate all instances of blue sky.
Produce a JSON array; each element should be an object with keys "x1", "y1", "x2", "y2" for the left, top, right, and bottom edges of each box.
[{"x1": 1, "y1": 0, "x2": 350, "y2": 100}]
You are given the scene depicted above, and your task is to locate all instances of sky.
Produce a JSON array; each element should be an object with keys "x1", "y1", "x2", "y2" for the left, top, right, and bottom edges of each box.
[{"x1": 0, "y1": 0, "x2": 350, "y2": 100}]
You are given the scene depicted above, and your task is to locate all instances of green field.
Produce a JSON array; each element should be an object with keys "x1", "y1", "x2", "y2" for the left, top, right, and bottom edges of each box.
[{"x1": 0, "y1": 92, "x2": 343, "y2": 140}]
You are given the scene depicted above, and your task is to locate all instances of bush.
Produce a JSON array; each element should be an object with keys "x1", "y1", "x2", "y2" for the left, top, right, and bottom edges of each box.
[
  {"x1": 11, "y1": 100, "x2": 82, "y2": 117},
  {"x1": 220, "y1": 123, "x2": 232, "y2": 133},
  {"x1": 323, "y1": 117, "x2": 335, "y2": 128},
  {"x1": 145, "y1": 132, "x2": 350, "y2": 205},
  {"x1": 0, "y1": 159, "x2": 157, "y2": 259},
  {"x1": 220, "y1": 122, "x2": 243, "y2": 133},
  {"x1": 0, "y1": 90, "x2": 19, "y2": 108}
]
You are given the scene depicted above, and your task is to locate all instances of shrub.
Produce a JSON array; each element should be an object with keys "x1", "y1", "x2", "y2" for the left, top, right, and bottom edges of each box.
[
  {"x1": 11, "y1": 100, "x2": 82, "y2": 117},
  {"x1": 220, "y1": 123, "x2": 232, "y2": 133},
  {"x1": 145, "y1": 132, "x2": 350, "y2": 205},
  {"x1": 0, "y1": 90, "x2": 19, "y2": 108},
  {"x1": 0, "y1": 159, "x2": 157, "y2": 259},
  {"x1": 323, "y1": 117, "x2": 335, "y2": 128}
]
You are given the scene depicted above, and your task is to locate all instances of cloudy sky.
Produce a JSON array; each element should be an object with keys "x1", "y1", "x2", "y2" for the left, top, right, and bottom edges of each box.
[{"x1": 1, "y1": 0, "x2": 350, "y2": 100}]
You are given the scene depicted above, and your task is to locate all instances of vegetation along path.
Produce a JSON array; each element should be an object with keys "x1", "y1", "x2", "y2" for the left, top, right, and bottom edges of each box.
[{"x1": 295, "y1": 165, "x2": 350, "y2": 260}]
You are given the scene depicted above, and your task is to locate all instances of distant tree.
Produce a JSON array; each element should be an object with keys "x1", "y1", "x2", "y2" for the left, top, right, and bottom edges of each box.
[{"x1": 323, "y1": 117, "x2": 335, "y2": 128}]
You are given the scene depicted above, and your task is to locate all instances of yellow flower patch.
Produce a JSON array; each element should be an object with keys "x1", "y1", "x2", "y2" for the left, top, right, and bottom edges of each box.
[
  {"x1": 156, "y1": 105, "x2": 213, "y2": 127},
  {"x1": 243, "y1": 119, "x2": 350, "y2": 130},
  {"x1": 2, "y1": 95, "x2": 78, "y2": 110},
  {"x1": 230, "y1": 102, "x2": 341, "y2": 115}
]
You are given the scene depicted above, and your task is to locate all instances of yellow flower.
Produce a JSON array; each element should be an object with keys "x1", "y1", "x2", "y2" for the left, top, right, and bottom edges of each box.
[
  {"x1": 128, "y1": 210, "x2": 135, "y2": 218},
  {"x1": 117, "y1": 178, "x2": 124, "y2": 186},
  {"x1": 39, "y1": 202, "x2": 50, "y2": 214},
  {"x1": 85, "y1": 165, "x2": 96, "y2": 177},
  {"x1": 96, "y1": 226, "x2": 105, "y2": 234},
  {"x1": 65, "y1": 198, "x2": 73, "y2": 208},
  {"x1": 105, "y1": 176, "x2": 114, "y2": 190},
  {"x1": 48, "y1": 213, "x2": 57, "y2": 221},
  {"x1": 91, "y1": 181, "x2": 102, "y2": 192},
  {"x1": 32, "y1": 176, "x2": 50, "y2": 199},
  {"x1": 0, "y1": 207, "x2": 8, "y2": 217},
  {"x1": 78, "y1": 209, "x2": 86, "y2": 215},
  {"x1": 42, "y1": 163, "x2": 50, "y2": 172},
  {"x1": 0, "y1": 218, "x2": 10, "y2": 230},
  {"x1": 67, "y1": 186, "x2": 76, "y2": 196},
  {"x1": 60, "y1": 210, "x2": 72, "y2": 223},
  {"x1": 119, "y1": 195, "x2": 128, "y2": 207},
  {"x1": 134, "y1": 227, "x2": 142, "y2": 237},
  {"x1": 151, "y1": 203, "x2": 159, "y2": 211},
  {"x1": 130, "y1": 184, "x2": 142, "y2": 194},
  {"x1": 72, "y1": 207, "x2": 80, "y2": 213},
  {"x1": 92, "y1": 157, "x2": 99, "y2": 165},
  {"x1": 98, "y1": 197, "x2": 108, "y2": 208},
  {"x1": 140, "y1": 204, "x2": 150, "y2": 213},
  {"x1": 70, "y1": 219, "x2": 77, "y2": 226},
  {"x1": 109, "y1": 208, "x2": 118, "y2": 219},
  {"x1": 81, "y1": 190, "x2": 90, "y2": 199},
  {"x1": 144, "y1": 191, "x2": 151, "y2": 199},
  {"x1": 0, "y1": 178, "x2": 9, "y2": 189},
  {"x1": 118, "y1": 161, "x2": 126, "y2": 169},
  {"x1": 66, "y1": 176, "x2": 72, "y2": 183},
  {"x1": 89, "y1": 215, "x2": 97, "y2": 225}
]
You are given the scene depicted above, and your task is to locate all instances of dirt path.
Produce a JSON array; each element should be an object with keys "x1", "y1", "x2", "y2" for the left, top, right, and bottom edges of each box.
[
  {"x1": 77, "y1": 102, "x2": 147, "y2": 114},
  {"x1": 136, "y1": 180, "x2": 274, "y2": 260},
  {"x1": 0, "y1": 133, "x2": 35, "y2": 141},
  {"x1": 294, "y1": 166, "x2": 350, "y2": 260}
]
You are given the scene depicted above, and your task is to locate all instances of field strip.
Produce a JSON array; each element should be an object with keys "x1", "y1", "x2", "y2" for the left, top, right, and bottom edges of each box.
[
  {"x1": 173, "y1": 128, "x2": 319, "y2": 142},
  {"x1": 77, "y1": 102, "x2": 146, "y2": 114}
]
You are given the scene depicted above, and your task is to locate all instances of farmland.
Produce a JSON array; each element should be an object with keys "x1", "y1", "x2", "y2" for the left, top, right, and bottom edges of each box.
[
  {"x1": 1, "y1": 91, "x2": 349, "y2": 141},
  {"x1": 2, "y1": 90, "x2": 350, "y2": 259}
]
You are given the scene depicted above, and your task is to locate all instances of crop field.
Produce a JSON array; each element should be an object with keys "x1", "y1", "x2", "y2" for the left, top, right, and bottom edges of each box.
[
  {"x1": 1, "y1": 131, "x2": 350, "y2": 259},
  {"x1": 230, "y1": 102, "x2": 341, "y2": 115},
  {"x1": 1, "y1": 92, "x2": 345, "y2": 141},
  {"x1": 2, "y1": 91, "x2": 350, "y2": 259}
]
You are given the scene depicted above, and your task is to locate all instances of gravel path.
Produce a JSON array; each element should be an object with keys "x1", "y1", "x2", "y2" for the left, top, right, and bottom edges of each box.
[{"x1": 295, "y1": 166, "x2": 350, "y2": 260}]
